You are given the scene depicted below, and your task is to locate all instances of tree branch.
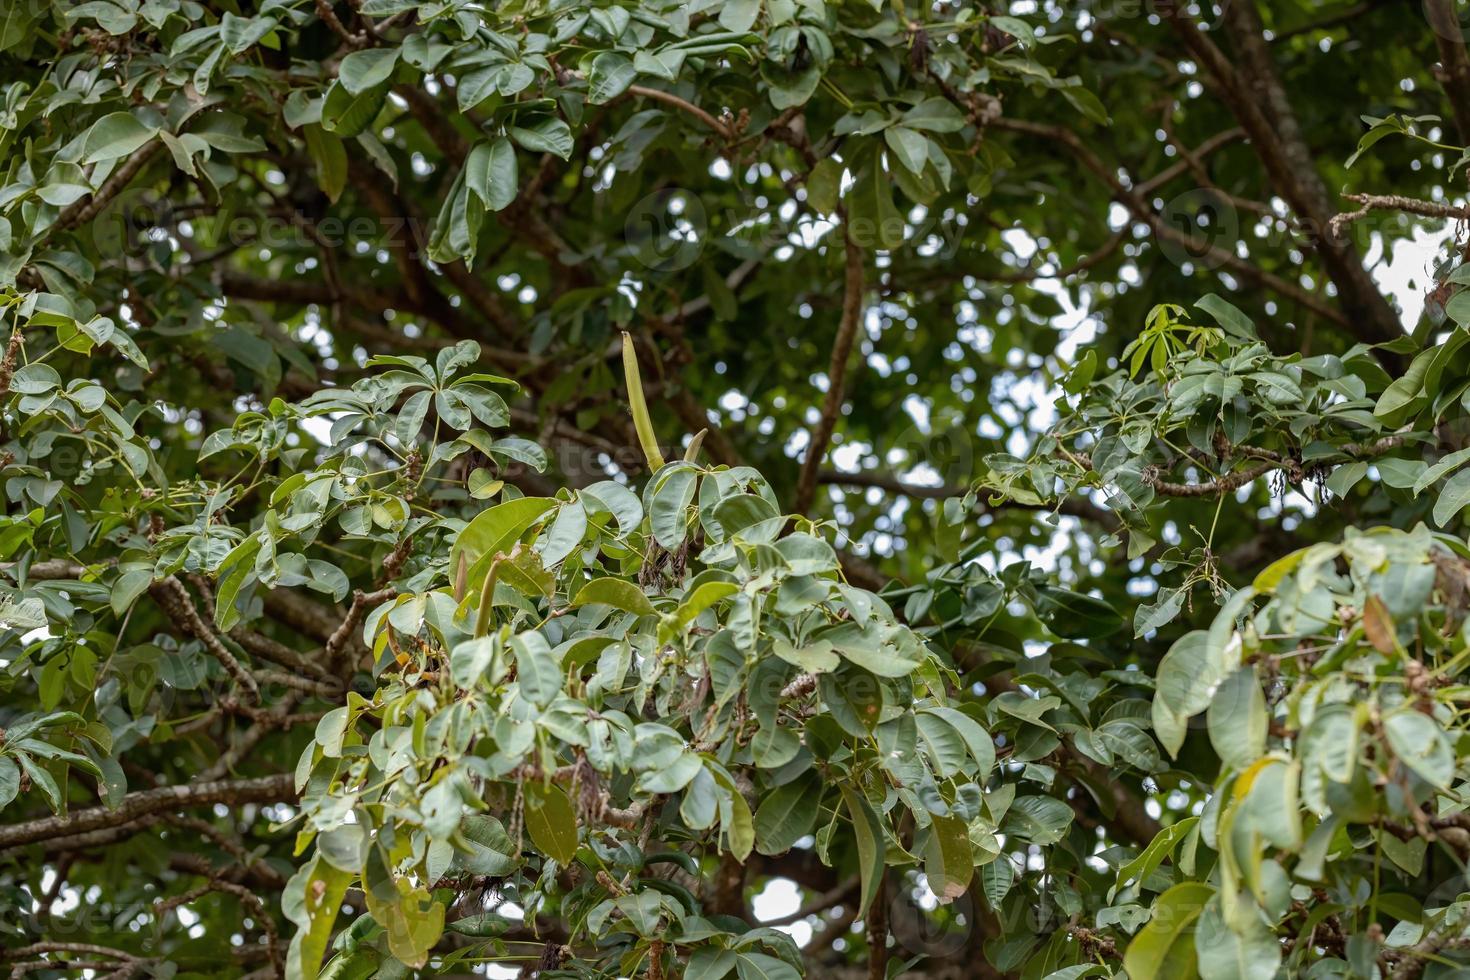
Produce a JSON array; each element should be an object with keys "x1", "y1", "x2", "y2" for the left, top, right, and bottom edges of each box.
[
  {"x1": 0, "y1": 774, "x2": 294, "y2": 851},
  {"x1": 53, "y1": 143, "x2": 164, "y2": 235},
  {"x1": 816, "y1": 470, "x2": 1118, "y2": 527},
  {"x1": 989, "y1": 117, "x2": 1352, "y2": 331},
  {"x1": 1172, "y1": 4, "x2": 1406, "y2": 355},
  {"x1": 795, "y1": 230, "x2": 866, "y2": 514},
  {"x1": 1331, "y1": 192, "x2": 1470, "y2": 237},
  {"x1": 1427, "y1": 0, "x2": 1470, "y2": 145},
  {"x1": 149, "y1": 576, "x2": 260, "y2": 704},
  {"x1": 625, "y1": 85, "x2": 734, "y2": 140}
]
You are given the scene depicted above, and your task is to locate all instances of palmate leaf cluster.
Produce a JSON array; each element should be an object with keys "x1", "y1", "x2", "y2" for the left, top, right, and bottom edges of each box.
[{"x1": 289, "y1": 448, "x2": 997, "y2": 977}]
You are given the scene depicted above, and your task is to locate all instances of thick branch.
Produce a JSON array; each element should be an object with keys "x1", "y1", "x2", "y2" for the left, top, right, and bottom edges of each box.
[
  {"x1": 54, "y1": 143, "x2": 164, "y2": 234},
  {"x1": 0, "y1": 775, "x2": 294, "y2": 851},
  {"x1": 1427, "y1": 0, "x2": 1470, "y2": 145},
  {"x1": 1172, "y1": 5, "x2": 1406, "y2": 354}
]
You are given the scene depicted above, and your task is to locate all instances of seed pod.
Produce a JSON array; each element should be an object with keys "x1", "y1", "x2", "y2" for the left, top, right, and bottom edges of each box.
[
  {"x1": 683, "y1": 428, "x2": 707, "y2": 463},
  {"x1": 474, "y1": 558, "x2": 501, "y2": 639},
  {"x1": 622, "y1": 332, "x2": 665, "y2": 471},
  {"x1": 453, "y1": 552, "x2": 468, "y2": 603}
]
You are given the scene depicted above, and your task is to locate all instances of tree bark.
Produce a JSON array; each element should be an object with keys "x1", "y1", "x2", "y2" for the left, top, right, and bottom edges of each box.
[{"x1": 1173, "y1": 4, "x2": 1408, "y2": 358}]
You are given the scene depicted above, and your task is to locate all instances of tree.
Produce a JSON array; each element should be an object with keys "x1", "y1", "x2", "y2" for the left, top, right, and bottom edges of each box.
[{"x1": 3, "y1": 0, "x2": 1470, "y2": 978}]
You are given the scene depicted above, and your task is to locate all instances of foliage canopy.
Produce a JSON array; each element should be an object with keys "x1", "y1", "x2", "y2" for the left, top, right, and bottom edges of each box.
[{"x1": 8, "y1": 2, "x2": 1470, "y2": 979}]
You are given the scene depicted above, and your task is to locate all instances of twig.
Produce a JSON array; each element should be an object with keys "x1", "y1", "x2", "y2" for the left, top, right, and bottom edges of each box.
[
  {"x1": 326, "y1": 587, "x2": 395, "y2": 665},
  {"x1": 988, "y1": 116, "x2": 1352, "y2": 331},
  {"x1": 150, "y1": 577, "x2": 260, "y2": 704},
  {"x1": 1331, "y1": 192, "x2": 1470, "y2": 237},
  {"x1": 761, "y1": 876, "x2": 860, "y2": 927},
  {"x1": 625, "y1": 85, "x2": 733, "y2": 140},
  {"x1": 979, "y1": 228, "x2": 1126, "y2": 283},
  {"x1": 314, "y1": 0, "x2": 367, "y2": 48},
  {"x1": 54, "y1": 143, "x2": 164, "y2": 234},
  {"x1": 0, "y1": 329, "x2": 22, "y2": 398},
  {"x1": 157, "y1": 879, "x2": 281, "y2": 976},
  {"x1": 865, "y1": 876, "x2": 888, "y2": 980}
]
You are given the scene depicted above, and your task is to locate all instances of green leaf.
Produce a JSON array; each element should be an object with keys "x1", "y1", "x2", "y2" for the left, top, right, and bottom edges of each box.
[
  {"x1": 464, "y1": 138, "x2": 519, "y2": 212},
  {"x1": 638, "y1": 751, "x2": 703, "y2": 793},
  {"x1": 1194, "y1": 895, "x2": 1281, "y2": 980},
  {"x1": 806, "y1": 158, "x2": 843, "y2": 214},
  {"x1": 588, "y1": 52, "x2": 636, "y2": 103},
  {"x1": 303, "y1": 124, "x2": 348, "y2": 203},
  {"x1": 615, "y1": 889, "x2": 664, "y2": 935},
  {"x1": 1194, "y1": 294, "x2": 1257, "y2": 341},
  {"x1": 453, "y1": 815, "x2": 520, "y2": 875},
  {"x1": 314, "y1": 706, "x2": 350, "y2": 758},
  {"x1": 1435, "y1": 467, "x2": 1470, "y2": 526},
  {"x1": 1384, "y1": 710, "x2": 1454, "y2": 788},
  {"x1": 920, "y1": 812, "x2": 973, "y2": 901},
  {"x1": 453, "y1": 497, "x2": 558, "y2": 582},
  {"x1": 1035, "y1": 586, "x2": 1122, "y2": 639},
  {"x1": 511, "y1": 632, "x2": 562, "y2": 707},
  {"x1": 1206, "y1": 667, "x2": 1266, "y2": 771},
  {"x1": 914, "y1": 710, "x2": 969, "y2": 779},
  {"x1": 650, "y1": 466, "x2": 698, "y2": 549},
  {"x1": 850, "y1": 159, "x2": 905, "y2": 250},
  {"x1": 524, "y1": 781, "x2": 579, "y2": 865},
  {"x1": 826, "y1": 621, "x2": 922, "y2": 677},
  {"x1": 735, "y1": 953, "x2": 800, "y2": 980},
  {"x1": 719, "y1": 0, "x2": 760, "y2": 32},
  {"x1": 338, "y1": 48, "x2": 399, "y2": 94},
  {"x1": 570, "y1": 577, "x2": 655, "y2": 616},
  {"x1": 771, "y1": 636, "x2": 838, "y2": 673},
  {"x1": 82, "y1": 112, "x2": 157, "y2": 164},
  {"x1": 921, "y1": 706, "x2": 994, "y2": 776},
  {"x1": 1122, "y1": 883, "x2": 1214, "y2": 980},
  {"x1": 1001, "y1": 795, "x2": 1073, "y2": 846},
  {"x1": 837, "y1": 783, "x2": 884, "y2": 914},
  {"x1": 686, "y1": 948, "x2": 738, "y2": 980},
  {"x1": 1110, "y1": 817, "x2": 1199, "y2": 902},
  {"x1": 901, "y1": 97, "x2": 967, "y2": 133},
  {"x1": 321, "y1": 79, "x2": 387, "y2": 137},
  {"x1": 509, "y1": 118, "x2": 574, "y2": 159},
  {"x1": 1238, "y1": 757, "x2": 1302, "y2": 850},
  {"x1": 364, "y1": 877, "x2": 444, "y2": 969},
  {"x1": 754, "y1": 773, "x2": 819, "y2": 855},
  {"x1": 109, "y1": 569, "x2": 152, "y2": 616},
  {"x1": 0, "y1": 757, "x2": 19, "y2": 808},
  {"x1": 285, "y1": 857, "x2": 353, "y2": 980},
  {"x1": 883, "y1": 125, "x2": 929, "y2": 176}
]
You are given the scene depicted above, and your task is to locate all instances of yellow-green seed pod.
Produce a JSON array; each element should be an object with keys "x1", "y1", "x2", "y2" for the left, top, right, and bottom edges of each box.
[
  {"x1": 684, "y1": 428, "x2": 707, "y2": 463},
  {"x1": 474, "y1": 559, "x2": 501, "y2": 639},
  {"x1": 453, "y1": 552, "x2": 469, "y2": 603},
  {"x1": 622, "y1": 331, "x2": 665, "y2": 471}
]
